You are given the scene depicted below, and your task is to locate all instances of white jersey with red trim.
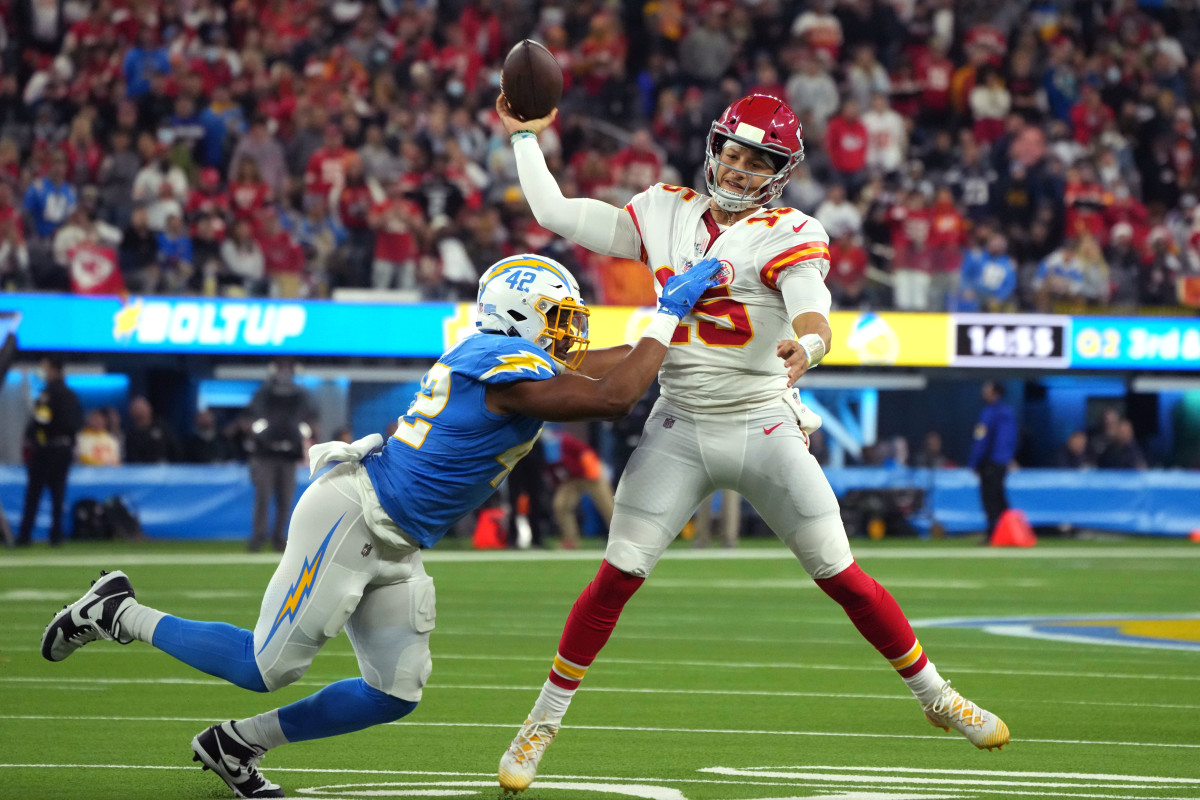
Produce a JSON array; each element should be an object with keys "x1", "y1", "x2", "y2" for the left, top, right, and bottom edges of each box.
[{"x1": 625, "y1": 182, "x2": 831, "y2": 412}]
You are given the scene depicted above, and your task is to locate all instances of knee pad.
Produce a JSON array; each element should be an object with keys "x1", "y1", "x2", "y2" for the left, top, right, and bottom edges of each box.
[
  {"x1": 603, "y1": 540, "x2": 651, "y2": 577},
  {"x1": 778, "y1": 512, "x2": 854, "y2": 579},
  {"x1": 258, "y1": 644, "x2": 317, "y2": 691},
  {"x1": 366, "y1": 576, "x2": 435, "y2": 702}
]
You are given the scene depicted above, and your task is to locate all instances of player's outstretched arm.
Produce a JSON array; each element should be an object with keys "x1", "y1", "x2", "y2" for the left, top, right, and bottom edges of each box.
[
  {"x1": 496, "y1": 95, "x2": 641, "y2": 259},
  {"x1": 569, "y1": 345, "x2": 634, "y2": 379},
  {"x1": 488, "y1": 259, "x2": 722, "y2": 421}
]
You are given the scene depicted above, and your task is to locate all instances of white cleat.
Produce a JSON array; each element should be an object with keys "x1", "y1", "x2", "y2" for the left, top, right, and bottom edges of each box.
[
  {"x1": 923, "y1": 681, "x2": 1011, "y2": 750},
  {"x1": 498, "y1": 716, "x2": 559, "y2": 793}
]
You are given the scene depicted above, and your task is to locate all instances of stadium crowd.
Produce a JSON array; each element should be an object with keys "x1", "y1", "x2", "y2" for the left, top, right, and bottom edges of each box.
[{"x1": 0, "y1": 0, "x2": 1198, "y2": 311}]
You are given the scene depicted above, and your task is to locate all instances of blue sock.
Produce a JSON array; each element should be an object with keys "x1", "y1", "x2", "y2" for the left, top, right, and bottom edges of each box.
[
  {"x1": 151, "y1": 616, "x2": 268, "y2": 693},
  {"x1": 277, "y1": 678, "x2": 417, "y2": 742}
]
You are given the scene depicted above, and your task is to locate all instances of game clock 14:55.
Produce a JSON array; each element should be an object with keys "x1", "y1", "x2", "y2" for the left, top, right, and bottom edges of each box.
[{"x1": 951, "y1": 315, "x2": 1070, "y2": 368}]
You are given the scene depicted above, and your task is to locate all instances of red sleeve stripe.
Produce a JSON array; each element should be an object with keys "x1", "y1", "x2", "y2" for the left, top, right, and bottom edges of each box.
[
  {"x1": 760, "y1": 243, "x2": 831, "y2": 290},
  {"x1": 624, "y1": 203, "x2": 649, "y2": 263},
  {"x1": 764, "y1": 241, "x2": 831, "y2": 271}
]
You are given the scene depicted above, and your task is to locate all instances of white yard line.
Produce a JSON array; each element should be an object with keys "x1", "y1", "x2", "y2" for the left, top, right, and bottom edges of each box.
[
  {"x1": 5, "y1": 676, "x2": 1200, "y2": 711},
  {"x1": 3, "y1": 645, "x2": 1197, "y2": 681},
  {"x1": 1, "y1": 762, "x2": 1198, "y2": 800},
  {"x1": 2, "y1": 714, "x2": 1198, "y2": 749}
]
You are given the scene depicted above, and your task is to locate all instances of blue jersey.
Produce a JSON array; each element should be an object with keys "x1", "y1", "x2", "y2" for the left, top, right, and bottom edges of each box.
[
  {"x1": 364, "y1": 332, "x2": 556, "y2": 548},
  {"x1": 969, "y1": 401, "x2": 1018, "y2": 468}
]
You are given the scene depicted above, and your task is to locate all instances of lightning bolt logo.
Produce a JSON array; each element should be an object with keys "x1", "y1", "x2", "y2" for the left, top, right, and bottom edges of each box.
[
  {"x1": 113, "y1": 299, "x2": 143, "y2": 341},
  {"x1": 257, "y1": 514, "x2": 344, "y2": 654},
  {"x1": 480, "y1": 352, "x2": 552, "y2": 380}
]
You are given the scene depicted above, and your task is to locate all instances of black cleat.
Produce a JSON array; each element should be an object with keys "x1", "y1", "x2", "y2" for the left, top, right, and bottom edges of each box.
[
  {"x1": 41, "y1": 570, "x2": 137, "y2": 662},
  {"x1": 191, "y1": 721, "x2": 285, "y2": 798}
]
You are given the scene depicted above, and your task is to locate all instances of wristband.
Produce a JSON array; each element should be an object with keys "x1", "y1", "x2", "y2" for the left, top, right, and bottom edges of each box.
[
  {"x1": 510, "y1": 130, "x2": 537, "y2": 143},
  {"x1": 642, "y1": 312, "x2": 681, "y2": 346},
  {"x1": 798, "y1": 333, "x2": 826, "y2": 368}
]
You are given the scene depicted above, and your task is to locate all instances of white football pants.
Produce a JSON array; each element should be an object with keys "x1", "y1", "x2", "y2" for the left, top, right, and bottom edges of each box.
[
  {"x1": 252, "y1": 462, "x2": 436, "y2": 701},
  {"x1": 605, "y1": 395, "x2": 854, "y2": 579}
]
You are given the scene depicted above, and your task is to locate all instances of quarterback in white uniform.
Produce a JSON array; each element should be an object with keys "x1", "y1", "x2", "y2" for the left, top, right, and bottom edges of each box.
[{"x1": 495, "y1": 92, "x2": 1010, "y2": 792}]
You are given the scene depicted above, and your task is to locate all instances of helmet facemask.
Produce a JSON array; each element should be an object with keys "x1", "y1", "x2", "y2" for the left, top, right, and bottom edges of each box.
[
  {"x1": 536, "y1": 296, "x2": 590, "y2": 371},
  {"x1": 704, "y1": 124, "x2": 804, "y2": 213}
]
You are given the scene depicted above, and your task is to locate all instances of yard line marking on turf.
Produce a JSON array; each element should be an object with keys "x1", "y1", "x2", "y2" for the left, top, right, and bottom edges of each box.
[
  {"x1": 427, "y1": 653, "x2": 1200, "y2": 682},
  {"x1": 2, "y1": 546, "x2": 1199, "y2": 569},
  {"x1": 4, "y1": 765, "x2": 1200, "y2": 800},
  {"x1": 719, "y1": 766, "x2": 1200, "y2": 785},
  {"x1": 5, "y1": 644, "x2": 1196, "y2": 682},
  {"x1": 699, "y1": 767, "x2": 1200, "y2": 789},
  {"x1": 4, "y1": 714, "x2": 1197, "y2": 749},
  {"x1": 8, "y1": 676, "x2": 1200, "y2": 711},
  {"x1": 5, "y1": 763, "x2": 1200, "y2": 787}
]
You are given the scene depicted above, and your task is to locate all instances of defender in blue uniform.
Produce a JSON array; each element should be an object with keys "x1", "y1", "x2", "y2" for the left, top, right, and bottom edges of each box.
[{"x1": 40, "y1": 253, "x2": 721, "y2": 799}]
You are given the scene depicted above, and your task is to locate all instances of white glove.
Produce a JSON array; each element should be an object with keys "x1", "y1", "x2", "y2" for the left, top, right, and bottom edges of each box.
[
  {"x1": 783, "y1": 388, "x2": 823, "y2": 435},
  {"x1": 308, "y1": 433, "x2": 385, "y2": 478}
]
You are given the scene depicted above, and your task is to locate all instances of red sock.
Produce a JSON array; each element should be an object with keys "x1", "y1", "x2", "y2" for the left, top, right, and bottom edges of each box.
[
  {"x1": 815, "y1": 562, "x2": 928, "y2": 677},
  {"x1": 547, "y1": 560, "x2": 644, "y2": 690}
]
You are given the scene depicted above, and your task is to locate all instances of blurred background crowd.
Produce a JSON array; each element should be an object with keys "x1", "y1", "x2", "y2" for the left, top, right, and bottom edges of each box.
[{"x1": 0, "y1": 0, "x2": 1199, "y2": 312}]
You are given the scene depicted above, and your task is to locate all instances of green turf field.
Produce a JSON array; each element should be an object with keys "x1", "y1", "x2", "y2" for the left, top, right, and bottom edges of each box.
[{"x1": 2, "y1": 538, "x2": 1199, "y2": 800}]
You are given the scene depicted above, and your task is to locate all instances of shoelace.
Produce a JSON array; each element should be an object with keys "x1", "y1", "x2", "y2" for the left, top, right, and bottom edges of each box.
[
  {"x1": 929, "y1": 686, "x2": 985, "y2": 729},
  {"x1": 509, "y1": 722, "x2": 557, "y2": 765}
]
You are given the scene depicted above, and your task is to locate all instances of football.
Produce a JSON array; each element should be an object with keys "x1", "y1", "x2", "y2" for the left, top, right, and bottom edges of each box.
[{"x1": 501, "y1": 39, "x2": 563, "y2": 122}]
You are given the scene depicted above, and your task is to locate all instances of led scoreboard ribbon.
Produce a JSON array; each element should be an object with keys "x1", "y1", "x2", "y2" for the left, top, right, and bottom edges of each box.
[
  {"x1": 2, "y1": 293, "x2": 1198, "y2": 370},
  {"x1": 950, "y1": 314, "x2": 1071, "y2": 368}
]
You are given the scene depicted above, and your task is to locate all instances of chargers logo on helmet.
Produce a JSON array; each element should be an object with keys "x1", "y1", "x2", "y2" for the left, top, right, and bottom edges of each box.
[{"x1": 476, "y1": 254, "x2": 591, "y2": 370}]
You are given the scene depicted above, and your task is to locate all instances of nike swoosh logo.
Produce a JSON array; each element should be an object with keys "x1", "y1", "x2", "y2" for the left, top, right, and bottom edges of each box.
[
  {"x1": 763, "y1": 423, "x2": 783, "y2": 435},
  {"x1": 74, "y1": 595, "x2": 104, "y2": 621},
  {"x1": 793, "y1": 221, "x2": 807, "y2": 233}
]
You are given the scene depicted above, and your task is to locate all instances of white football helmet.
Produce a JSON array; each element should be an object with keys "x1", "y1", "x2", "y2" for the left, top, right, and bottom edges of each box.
[{"x1": 477, "y1": 254, "x2": 590, "y2": 370}]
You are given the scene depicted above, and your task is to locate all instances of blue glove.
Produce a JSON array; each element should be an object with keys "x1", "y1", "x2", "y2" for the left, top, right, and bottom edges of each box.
[{"x1": 657, "y1": 258, "x2": 722, "y2": 318}]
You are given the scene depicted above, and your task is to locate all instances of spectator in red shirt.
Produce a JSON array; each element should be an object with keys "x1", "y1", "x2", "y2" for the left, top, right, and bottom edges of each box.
[
  {"x1": 825, "y1": 99, "x2": 869, "y2": 194},
  {"x1": 368, "y1": 181, "x2": 426, "y2": 291},
  {"x1": 64, "y1": 1, "x2": 115, "y2": 52},
  {"x1": 256, "y1": 207, "x2": 305, "y2": 296},
  {"x1": 432, "y1": 23, "x2": 482, "y2": 96},
  {"x1": 185, "y1": 167, "x2": 230, "y2": 237},
  {"x1": 575, "y1": 10, "x2": 627, "y2": 107},
  {"x1": 1064, "y1": 164, "x2": 1109, "y2": 242},
  {"x1": 827, "y1": 233, "x2": 869, "y2": 308},
  {"x1": 333, "y1": 154, "x2": 376, "y2": 286},
  {"x1": 611, "y1": 129, "x2": 662, "y2": 195},
  {"x1": 190, "y1": 30, "x2": 238, "y2": 97},
  {"x1": 889, "y1": 190, "x2": 933, "y2": 310},
  {"x1": 228, "y1": 158, "x2": 272, "y2": 226},
  {"x1": 1070, "y1": 84, "x2": 1114, "y2": 146},
  {"x1": 62, "y1": 116, "x2": 103, "y2": 186},
  {"x1": 569, "y1": 145, "x2": 616, "y2": 199},
  {"x1": 915, "y1": 41, "x2": 954, "y2": 126},
  {"x1": 304, "y1": 123, "x2": 350, "y2": 200},
  {"x1": 927, "y1": 187, "x2": 967, "y2": 309}
]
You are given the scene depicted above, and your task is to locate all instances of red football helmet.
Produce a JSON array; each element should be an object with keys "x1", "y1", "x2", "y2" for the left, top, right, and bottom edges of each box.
[{"x1": 704, "y1": 95, "x2": 805, "y2": 212}]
